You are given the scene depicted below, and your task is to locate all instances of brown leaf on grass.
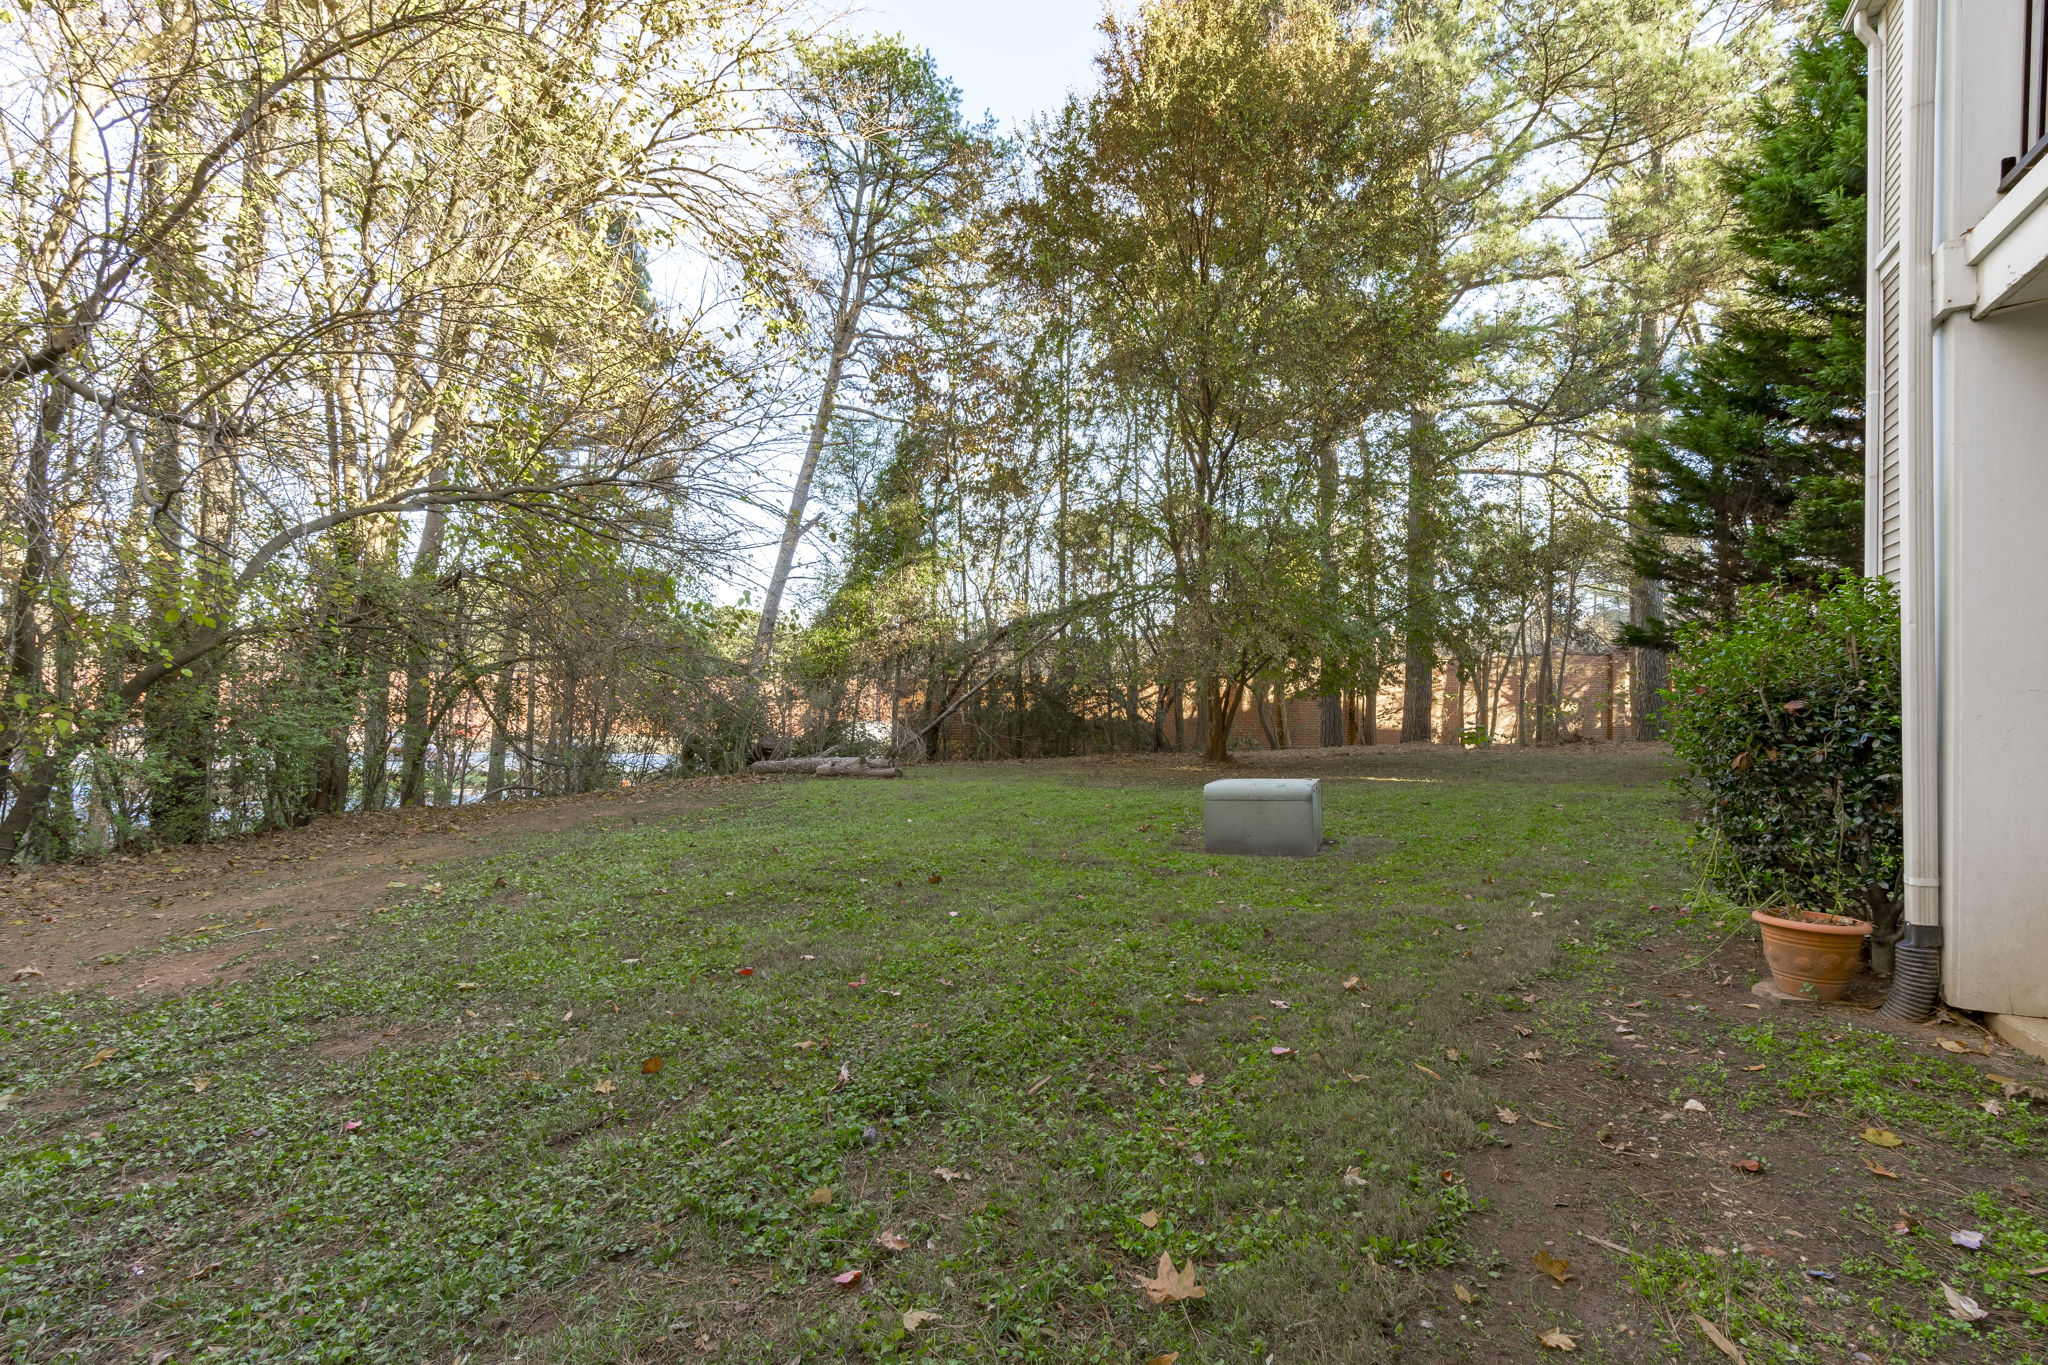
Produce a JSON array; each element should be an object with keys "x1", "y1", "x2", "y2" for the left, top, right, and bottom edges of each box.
[
  {"x1": 84, "y1": 1047, "x2": 116, "y2": 1069},
  {"x1": 1691, "y1": 1312, "x2": 1746, "y2": 1362},
  {"x1": 1453, "y1": 1282, "x2": 1478, "y2": 1305},
  {"x1": 1939, "y1": 1039, "x2": 1969, "y2": 1054},
  {"x1": 1742, "y1": 1064, "x2": 1767, "y2": 1072},
  {"x1": 834, "y1": 1062, "x2": 851, "y2": 1091},
  {"x1": 1414, "y1": 1063, "x2": 1443, "y2": 1080},
  {"x1": 874, "y1": 1229, "x2": 911, "y2": 1251},
  {"x1": 591, "y1": 1079, "x2": 616, "y2": 1095},
  {"x1": 9, "y1": 964, "x2": 43, "y2": 981},
  {"x1": 1270, "y1": 1046, "x2": 1295, "y2": 1057},
  {"x1": 520, "y1": 1070, "x2": 543, "y2": 1083},
  {"x1": 1513, "y1": 1025, "x2": 1534, "y2": 1038},
  {"x1": 1135, "y1": 1252, "x2": 1205, "y2": 1305},
  {"x1": 1342, "y1": 1167, "x2": 1368, "y2": 1187},
  {"x1": 455, "y1": 982, "x2": 479, "y2": 991},
  {"x1": 806, "y1": 1187, "x2": 834, "y2": 1207},
  {"x1": 902, "y1": 1309, "x2": 941, "y2": 1330},
  {"x1": 1863, "y1": 1155, "x2": 1900, "y2": 1179},
  {"x1": 1942, "y1": 1283, "x2": 1989, "y2": 1322},
  {"x1": 1496, "y1": 1108, "x2": 1521, "y2": 1125},
  {"x1": 832, "y1": 1268, "x2": 862, "y2": 1289},
  {"x1": 641, "y1": 1055, "x2": 664, "y2": 1075},
  {"x1": 1860, "y1": 1127, "x2": 1905, "y2": 1148},
  {"x1": 1185, "y1": 1071, "x2": 1205, "y2": 1088},
  {"x1": 1730, "y1": 1159, "x2": 1764, "y2": 1174},
  {"x1": 932, "y1": 1167, "x2": 968, "y2": 1182},
  {"x1": 1890, "y1": 1215, "x2": 1922, "y2": 1235},
  {"x1": 1532, "y1": 1249, "x2": 1576, "y2": 1285},
  {"x1": 1444, "y1": 1047, "x2": 1462, "y2": 1062},
  {"x1": 1988, "y1": 1073, "x2": 2048, "y2": 1101},
  {"x1": 1137, "y1": 1209, "x2": 1162, "y2": 1228},
  {"x1": 186, "y1": 1076, "x2": 211, "y2": 1094},
  {"x1": 1144, "y1": 1355, "x2": 1180, "y2": 1365},
  {"x1": 1537, "y1": 1327, "x2": 1578, "y2": 1351},
  {"x1": 183, "y1": 1262, "x2": 222, "y2": 1282},
  {"x1": 1342, "y1": 976, "x2": 1362, "y2": 991}
]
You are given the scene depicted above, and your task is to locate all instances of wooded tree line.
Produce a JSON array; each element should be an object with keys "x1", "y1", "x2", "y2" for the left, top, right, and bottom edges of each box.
[{"x1": 0, "y1": 0, "x2": 1865, "y2": 859}]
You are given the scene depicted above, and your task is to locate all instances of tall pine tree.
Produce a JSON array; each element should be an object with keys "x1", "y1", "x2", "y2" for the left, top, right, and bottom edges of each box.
[{"x1": 1628, "y1": 0, "x2": 1865, "y2": 642}]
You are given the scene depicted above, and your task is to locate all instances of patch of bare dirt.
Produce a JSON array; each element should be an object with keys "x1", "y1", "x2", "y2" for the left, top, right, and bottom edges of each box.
[
  {"x1": 1439, "y1": 934, "x2": 2048, "y2": 1362},
  {"x1": 0, "y1": 776, "x2": 770, "y2": 999}
]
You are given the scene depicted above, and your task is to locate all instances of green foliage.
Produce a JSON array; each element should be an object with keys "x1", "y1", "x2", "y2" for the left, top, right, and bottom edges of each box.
[
  {"x1": 1630, "y1": 0, "x2": 1867, "y2": 640},
  {"x1": 1664, "y1": 576, "x2": 1901, "y2": 935}
]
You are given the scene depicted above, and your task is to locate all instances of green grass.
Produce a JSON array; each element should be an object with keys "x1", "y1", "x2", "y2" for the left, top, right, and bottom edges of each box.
[{"x1": 0, "y1": 752, "x2": 1690, "y2": 1363}]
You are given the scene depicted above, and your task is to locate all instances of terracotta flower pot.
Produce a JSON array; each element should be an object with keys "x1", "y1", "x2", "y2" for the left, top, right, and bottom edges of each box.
[{"x1": 1751, "y1": 908, "x2": 1873, "y2": 1001}]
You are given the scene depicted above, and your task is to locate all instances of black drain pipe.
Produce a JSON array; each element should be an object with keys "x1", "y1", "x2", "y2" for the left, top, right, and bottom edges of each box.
[{"x1": 1880, "y1": 921, "x2": 1942, "y2": 1022}]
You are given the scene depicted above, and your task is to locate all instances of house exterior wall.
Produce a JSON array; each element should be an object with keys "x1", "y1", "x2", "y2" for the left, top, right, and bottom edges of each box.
[{"x1": 1858, "y1": 0, "x2": 2048, "y2": 1015}]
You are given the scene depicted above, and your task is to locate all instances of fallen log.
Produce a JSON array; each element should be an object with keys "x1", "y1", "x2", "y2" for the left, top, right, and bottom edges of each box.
[
  {"x1": 749, "y1": 756, "x2": 837, "y2": 774},
  {"x1": 748, "y1": 755, "x2": 902, "y2": 778},
  {"x1": 812, "y1": 757, "x2": 902, "y2": 779}
]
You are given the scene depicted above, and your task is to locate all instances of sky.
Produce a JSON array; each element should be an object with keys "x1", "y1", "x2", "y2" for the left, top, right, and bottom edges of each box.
[{"x1": 833, "y1": 0, "x2": 1109, "y2": 131}]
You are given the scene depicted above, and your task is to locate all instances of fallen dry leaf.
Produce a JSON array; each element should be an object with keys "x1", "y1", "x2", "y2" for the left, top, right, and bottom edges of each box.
[
  {"x1": 806, "y1": 1187, "x2": 834, "y2": 1207},
  {"x1": 1185, "y1": 1071, "x2": 1204, "y2": 1088},
  {"x1": 84, "y1": 1047, "x2": 116, "y2": 1069},
  {"x1": 832, "y1": 1268, "x2": 862, "y2": 1289},
  {"x1": 1862, "y1": 1155, "x2": 1900, "y2": 1179},
  {"x1": 591, "y1": 1079, "x2": 617, "y2": 1095},
  {"x1": 183, "y1": 1262, "x2": 223, "y2": 1282},
  {"x1": 1453, "y1": 1282, "x2": 1478, "y2": 1305},
  {"x1": 1537, "y1": 1327, "x2": 1578, "y2": 1351},
  {"x1": 1145, "y1": 1356, "x2": 1179, "y2": 1365},
  {"x1": 9, "y1": 964, "x2": 43, "y2": 981},
  {"x1": 1137, "y1": 1209, "x2": 1162, "y2": 1228},
  {"x1": 1496, "y1": 1108, "x2": 1521, "y2": 1126},
  {"x1": 1730, "y1": 1159, "x2": 1764, "y2": 1174},
  {"x1": 792, "y1": 1040, "x2": 819, "y2": 1050},
  {"x1": 1415, "y1": 1063, "x2": 1443, "y2": 1080},
  {"x1": 1692, "y1": 1312, "x2": 1746, "y2": 1363},
  {"x1": 932, "y1": 1166, "x2": 968, "y2": 1182},
  {"x1": 1444, "y1": 1047, "x2": 1462, "y2": 1062},
  {"x1": 1952, "y1": 1229, "x2": 1987, "y2": 1250},
  {"x1": 642, "y1": 1055, "x2": 664, "y2": 1075},
  {"x1": 1270, "y1": 1046, "x2": 1295, "y2": 1057},
  {"x1": 1742, "y1": 1064, "x2": 1766, "y2": 1072},
  {"x1": 1342, "y1": 976, "x2": 1362, "y2": 990},
  {"x1": 187, "y1": 1076, "x2": 211, "y2": 1094},
  {"x1": 1942, "y1": 1282, "x2": 1989, "y2": 1322},
  {"x1": 1342, "y1": 1166, "x2": 1368, "y2": 1187},
  {"x1": 1939, "y1": 1039, "x2": 1969, "y2": 1054},
  {"x1": 1861, "y1": 1127, "x2": 1905, "y2": 1148},
  {"x1": 520, "y1": 1070, "x2": 543, "y2": 1083},
  {"x1": 1135, "y1": 1252, "x2": 1205, "y2": 1305},
  {"x1": 834, "y1": 1062, "x2": 852, "y2": 1091},
  {"x1": 902, "y1": 1309, "x2": 940, "y2": 1331},
  {"x1": 1983, "y1": 1099, "x2": 2008, "y2": 1116},
  {"x1": 455, "y1": 982, "x2": 479, "y2": 991},
  {"x1": 874, "y1": 1229, "x2": 911, "y2": 1251},
  {"x1": 1683, "y1": 1098, "x2": 1709, "y2": 1113},
  {"x1": 1532, "y1": 1249, "x2": 1576, "y2": 1285}
]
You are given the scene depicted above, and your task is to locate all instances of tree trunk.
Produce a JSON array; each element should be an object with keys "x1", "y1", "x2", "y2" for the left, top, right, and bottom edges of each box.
[{"x1": 1400, "y1": 408, "x2": 1437, "y2": 742}]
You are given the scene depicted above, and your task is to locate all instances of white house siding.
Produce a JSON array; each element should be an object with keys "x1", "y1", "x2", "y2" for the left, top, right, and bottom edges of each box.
[{"x1": 1858, "y1": 0, "x2": 2048, "y2": 1017}]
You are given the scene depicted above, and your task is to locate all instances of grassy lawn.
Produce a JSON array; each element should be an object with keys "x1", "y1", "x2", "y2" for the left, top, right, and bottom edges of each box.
[{"x1": 5, "y1": 748, "x2": 2042, "y2": 1364}]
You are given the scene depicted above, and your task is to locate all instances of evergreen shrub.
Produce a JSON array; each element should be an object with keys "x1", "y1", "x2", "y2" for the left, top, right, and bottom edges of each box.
[{"x1": 1664, "y1": 575, "x2": 1902, "y2": 941}]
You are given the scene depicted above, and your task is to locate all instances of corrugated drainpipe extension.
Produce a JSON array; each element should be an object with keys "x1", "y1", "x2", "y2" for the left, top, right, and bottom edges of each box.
[{"x1": 1850, "y1": 2, "x2": 1941, "y2": 1022}]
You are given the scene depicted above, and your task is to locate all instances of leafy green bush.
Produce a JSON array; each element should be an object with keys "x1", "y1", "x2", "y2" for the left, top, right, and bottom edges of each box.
[{"x1": 1664, "y1": 576, "x2": 1902, "y2": 940}]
